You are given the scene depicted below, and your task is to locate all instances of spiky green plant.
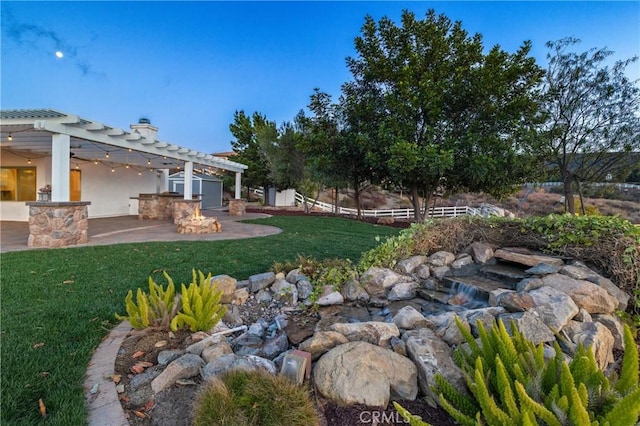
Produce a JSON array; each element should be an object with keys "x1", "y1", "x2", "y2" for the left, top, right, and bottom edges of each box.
[
  {"x1": 392, "y1": 402, "x2": 434, "y2": 426},
  {"x1": 170, "y1": 269, "x2": 227, "y2": 332},
  {"x1": 434, "y1": 318, "x2": 640, "y2": 425},
  {"x1": 115, "y1": 271, "x2": 177, "y2": 329}
]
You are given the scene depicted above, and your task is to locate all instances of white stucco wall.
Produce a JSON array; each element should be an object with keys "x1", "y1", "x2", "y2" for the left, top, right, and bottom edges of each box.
[{"x1": 1, "y1": 149, "x2": 166, "y2": 221}]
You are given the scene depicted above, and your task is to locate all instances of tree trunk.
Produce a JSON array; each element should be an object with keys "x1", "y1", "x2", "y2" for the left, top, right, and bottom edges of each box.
[
  {"x1": 562, "y1": 169, "x2": 575, "y2": 214},
  {"x1": 575, "y1": 177, "x2": 586, "y2": 215},
  {"x1": 354, "y1": 181, "x2": 362, "y2": 219},
  {"x1": 334, "y1": 186, "x2": 339, "y2": 215},
  {"x1": 409, "y1": 184, "x2": 424, "y2": 222}
]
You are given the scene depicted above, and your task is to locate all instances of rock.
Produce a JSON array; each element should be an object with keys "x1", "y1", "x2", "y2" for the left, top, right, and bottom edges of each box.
[
  {"x1": 499, "y1": 292, "x2": 535, "y2": 312},
  {"x1": 590, "y1": 276, "x2": 630, "y2": 312},
  {"x1": 541, "y1": 274, "x2": 618, "y2": 314},
  {"x1": 499, "y1": 311, "x2": 555, "y2": 345},
  {"x1": 313, "y1": 341, "x2": 418, "y2": 408},
  {"x1": 129, "y1": 367, "x2": 162, "y2": 394},
  {"x1": 284, "y1": 321, "x2": 316, "y2": 345},
  {"x1": 390, "y1": 335, "x2": 407, "y2": 356},
  {"x1": 466, "y1": 242, "x2": 494, "y2": 264},
  {"x1": 185, "y1": 336, "x2": 216, "y2": 356},
  {"x1": 316, "y1": 286, "x2": 344, "y2": 306},
  {"x1": 524, "y1": 263, "x2": 561, "y2": 275},
  {"x1": 516, "y1": 277, "x2": 544, "y2": 293},
  {"x1": 402, "y1": 328, "x2": 466, "y2": 407},
  {"x1": 465, "y1": 307, "x2": 504, "y2": 336},
  {"x1": 248, "y1": 319, "x2": 269, "y2": 336},
  {"x1": 341, "y1": 279, "x2": 370, "y2": 302},
  {"x1": 157, "y1": 349, "x2": 184, "y2": 366},
  {"x1": 151, "y1": 354, "x2": 204, "y2": 393},
  {"x1": 271, "y1": 279, "x2": 298, "y2": 305},
  {"x1": 211, "y1": 274, "x2": 237, "y2": 304},
  {"x1": 232, "y1": 355, "x2": 277, "y2": 374},
  {"x1": 489, "y1": 288, "x2": 512, "y2": 307},
  {"x1": 231, "y1": 288, "x2": 249, "y2": 305},
  {"x1": 260, "y1": 331, "x2": 289, "y2": 360},
  {"x1": 573, "y1": 308, "x2": 592, "y2": 323},
  {"x1": 201, "y1": 354, "x2": 238, "y2": 380},
  {"x1": 377, "y1": 217, "x2": 395, "y2": 225},
  {"x1": 414, "y1": 264, "x2": 431, "y2": 280},
  {"x1": 222, "y1": 304, "x2": 243, "y2": 326},
  {"x1": 451, "y1": 254, "x2": 474, "y2": 269},
  {"x1": 494, "y1": 249, "x2": 564, "y2": 268},
  {"x1": 388, "y1": 282, "x2": 419, "y2": 301},
  {"x1": 563, "y1": 321, "x2": 614, "y2": 369},
  {"x1": 298, "y1": 331, "x2": 349, "y2": 360},
  {"x1": 592, "y1": 314, "x2": 625, "y2": 350},
  {"x1": 330, "y1": 321, "x2": 400, "y2": 346},
  {"x1": 426, "y1": 312, "x2": 470, "y2": 346},
  {"x1": 231, "y1": 333, "x2": 263, "y2": 356},
  {"x1": 429, "y1": 251, "x2": 456, "y2": 267},
  {"x1": 286, "y1": 269, "x2": 307, "y2": 284},
  {"x1": 392, "y1": 306, "x2": 429, "y2": 329},
  {"x1": 236, "y1": 279, "x2": 250, "y2": 289},
  {"x1": 335, "y1": 306, "x2": 371, "y2": 323},
  {"x1": 529, "y1": 286, "x2": 579, "y2": 332},
  {"x1": 201, "y1": 341, "x2": 233, "y2": 363},
  {"x1": 395, "y1": 256, "x2": 428, "y2": 274},
  {"x1": 296, "y1": 279, "x2": 314, "y2": 301},
  {"x1": 255, "y1": 289, "x2": 273, "y2": 304},
  {"x1": 431, "y1": 266, "x2": 451, "y2": 280},
  {"x1": 248, "y1": 272, "x2": 276, "y2": 293},
  {"x1": 360, "y1": 267, "x2": 407, "y2": 297},
  {"x1": 560, "y1": 264, "x2": 600, "y2": 281}
]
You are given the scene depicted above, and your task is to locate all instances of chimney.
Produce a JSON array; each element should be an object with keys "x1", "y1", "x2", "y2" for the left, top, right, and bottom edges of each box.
[{"x1": 130, "y1": 117, "x2": 158, "y2": 141}]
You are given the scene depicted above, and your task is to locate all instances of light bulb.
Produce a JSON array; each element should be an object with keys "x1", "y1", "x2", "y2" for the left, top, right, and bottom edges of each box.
[
  {"x1": 105, "y1": 152, "x2": 110, "y2": 158},
  {"x1": 8, "y1": 134, "x2": 13, "y2": 141},
  {"x1": 111, "y1": 168, "x2": 115, "y2": 173},
  {"x1": 125, "y1": 164, "x2": 130, "y2": 169},
  {"x1": 94, "y1": 160, "x2": 98, "y2": 165},
  {"x1": 138, "y1": 171, "x2": 142, "y2": 176},
  {"x1": 147, "y1": 159, "x2": 151, "y2": 165},
  {"x1": 27, "y1": 158, "x2": 32, "y2": 164}
]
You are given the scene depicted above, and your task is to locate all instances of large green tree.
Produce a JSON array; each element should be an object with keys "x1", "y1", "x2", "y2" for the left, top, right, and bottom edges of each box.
[
  {"x1": 540, "y1": 37, "x2": 640, "y2": 214},
  {"x1": 345, "y1": 9, "x2": 545, "y2": 220},
  {"x1": 229, "y1": 110, "x2": 274, "y2": 202}
]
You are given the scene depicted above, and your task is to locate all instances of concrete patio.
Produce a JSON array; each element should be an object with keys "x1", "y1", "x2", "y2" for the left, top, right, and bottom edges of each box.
[{"x1": 0, "y1": 210, "x2": 280, "y2": 253}]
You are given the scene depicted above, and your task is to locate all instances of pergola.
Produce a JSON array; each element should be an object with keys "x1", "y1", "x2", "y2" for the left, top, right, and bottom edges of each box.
[{"x1": 0, "y1": 109, "x2": 247, "y2": 202}]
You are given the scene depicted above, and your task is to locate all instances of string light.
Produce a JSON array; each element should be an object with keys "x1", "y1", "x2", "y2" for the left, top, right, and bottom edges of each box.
[
  {"x1": 8, "y1": 133, "x2": 12, "y2": 141},
  {"x1": 128, "y1": 148, "x2": 133, "y2": 152},
  {"x1": 147, "y1": 159, "x2": 151, "y2": 165},
  {"x1": 75, "y1": 164, "x2": 79, "y2": 169},
  {"x1": 94, "y1": 159, "x2": 98, "y2": 165},
  {"x1": 138, "y1": 171, "x2": 142, "y2": 176},
  {"x1": 27, "y1": 158, "x2": 32, "y2": 164},
  {"x1": 125, "y1": 164, "x2": 130, "y2": 169},
  {"x1": 105, "y1": 152, "x2": 110, "y2": 158},
  {"x1": 111, "y1": 168, "x2": 115, "y2": 173}
]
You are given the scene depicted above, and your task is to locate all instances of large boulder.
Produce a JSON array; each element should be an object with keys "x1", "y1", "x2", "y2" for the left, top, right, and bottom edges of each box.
[
  {"x1": 341, "y1": 279, "x2": 370, "y2": 303},
  {"x1": 387, "y1": 282, "x2": 419, "y2": 301},
  {"x1": 428, "y1": 251, "x2": 456, "y2": 267},
  {"x1": 313, "y1": 341, "x2": 418, "y2": 408},
  {"x1": 529, "y1": 286, "x2": 579, "y2": 332},
  {"x1": 494, "y1": 249, "x2": 564, "y2": 267},
  {"x1": 298, "y1": 331, "x2": 349, "y2": 360},
  {"x1": 395, "y1": 256, "x2": 428, "y2": 274},
  {"x1": 402, "y1": 328, "x2": 465, "y2": 407},
  {"x1": 541, "y1": 274, "x2": 618, "y2": 314},
  {"x1": 211, "y1": 274, "x2": 237, "y2": 304},
  {"x1": 392, "y1": 306, "x2": 429, "y2": 330},
  {"x1": 499, "y1": 311, "x2": 555, "y2": 345},
  {"x1": 330, "y1": 321, "x2": 399, "y2": 346},
  {"x1": 563, "y1": 321, "x2": 615, "y2": 369},
  {"x1": 360, "y1": 267, "x2": 408, "y2": 297}
]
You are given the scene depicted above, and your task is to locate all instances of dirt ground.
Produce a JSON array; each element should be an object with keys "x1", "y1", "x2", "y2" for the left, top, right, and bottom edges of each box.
[{"x1": 114, "y1": 328, "x2": 457, "y2": 426}]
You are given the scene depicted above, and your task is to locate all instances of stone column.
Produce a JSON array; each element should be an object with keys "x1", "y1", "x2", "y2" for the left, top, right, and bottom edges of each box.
[
  {"x1": 229, "y1": 199, "x2": 246, "y2": 216},
  {"x1": 25, "y1": 201, "x2": 91, "y2": 248},
  {"x1": 51, "y1": 133, "x2": 71, "y2": 202},
  {"x1": 235, "y1": 172, "x2": 242, "y2": 200}
]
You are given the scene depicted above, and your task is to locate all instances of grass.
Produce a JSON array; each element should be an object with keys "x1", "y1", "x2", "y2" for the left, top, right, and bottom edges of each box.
[{"x1": 0, "y1": 215, "x2": 399, "y2": 425}]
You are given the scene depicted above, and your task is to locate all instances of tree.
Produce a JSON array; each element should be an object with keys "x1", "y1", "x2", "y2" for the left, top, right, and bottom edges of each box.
[
  {"x1": 345, "y1": 9, "x2": 545, "y2": 220},
  {"x1": 229, "y1": 110, "x2": 274, "y2": 203},
  {"x1": 540, "y1": 37, "x2": 640, "y2": 214}
]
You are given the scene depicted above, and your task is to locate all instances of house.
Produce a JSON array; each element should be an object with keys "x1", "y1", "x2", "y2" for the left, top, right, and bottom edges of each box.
[{"x1": 0, "y1": 109, "x2": 248, "y2": 247}]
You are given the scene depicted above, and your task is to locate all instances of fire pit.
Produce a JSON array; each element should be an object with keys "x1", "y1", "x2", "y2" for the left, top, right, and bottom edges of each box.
[{"x1": 176, "y1": 205, "x2": 222, "y2": 234}]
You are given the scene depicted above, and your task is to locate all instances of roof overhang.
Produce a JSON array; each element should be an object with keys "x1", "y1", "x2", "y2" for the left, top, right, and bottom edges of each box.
[{"x1": 0, "y1": 109, "x2": 247, "y2": 174}]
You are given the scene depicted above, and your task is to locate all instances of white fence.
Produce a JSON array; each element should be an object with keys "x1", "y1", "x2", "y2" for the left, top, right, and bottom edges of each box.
[
  {"x1": 528, "y1": 182, "x2": 640, "y2": 190},
  {"x1": 254, "y1": 188, "x2": 501, "y2": 219}
]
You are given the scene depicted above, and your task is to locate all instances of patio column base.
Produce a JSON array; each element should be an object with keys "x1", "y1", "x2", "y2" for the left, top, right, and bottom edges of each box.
[
  {"x1": 25, "y1": 201, "x2": 91, "y2": 248},
  {"x1": 229, "y1": 199, "x2": 246, "y2": 216}
]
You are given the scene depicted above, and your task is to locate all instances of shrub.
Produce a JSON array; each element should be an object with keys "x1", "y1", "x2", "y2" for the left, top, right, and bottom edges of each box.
[
  {"x1": 392, "y1": 402, "x2": 434, "y2": 426},
  {"x1": 192, "y1": 369, "x2": 319, "y2": 426},
  {"x1": 434, "y1": 317, "x2": 640, "y2": 426},
  {"x1": 170, "y1": 269, "x2": 227, "y2": 332},
  {"x1": 115, "y1": 272, "x2": 177, "y2": 329}
]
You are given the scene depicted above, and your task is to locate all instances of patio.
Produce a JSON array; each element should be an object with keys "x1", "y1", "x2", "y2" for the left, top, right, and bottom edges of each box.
[{"x1": 0, "y1": 210, "x2": 280, "y2": 253}]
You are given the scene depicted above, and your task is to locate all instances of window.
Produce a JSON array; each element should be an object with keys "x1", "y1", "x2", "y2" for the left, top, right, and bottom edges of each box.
[{"x1": 0, "y1": 167, "x2": 36, "y2": 201}]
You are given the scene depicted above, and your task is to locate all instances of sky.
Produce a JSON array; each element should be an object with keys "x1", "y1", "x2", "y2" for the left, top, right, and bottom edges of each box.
[{"x1": 2, "y1": 1, "x2": 639, "y2": 154}]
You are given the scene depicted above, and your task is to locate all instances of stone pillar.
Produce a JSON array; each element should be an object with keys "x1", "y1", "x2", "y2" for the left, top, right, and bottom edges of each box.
[
  {"x1": 229, "y1": 199, "x2": 246, "y2": 216},
  {"x1": 25, "y1": 201, "x2": 91, "y2": 248},
  {"x1": 51, "y1": 133, "x2": 71, "y2": 201},
  {"x1": 184, "y1": 162, "x2": 193, "y2": 200},
  {"x1": 235, "y1": 172, "x2": 242, "y2": 200}
]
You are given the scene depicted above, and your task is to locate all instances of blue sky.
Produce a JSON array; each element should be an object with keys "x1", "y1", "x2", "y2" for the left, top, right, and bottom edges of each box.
[{"x1": 2, "y1": 1, "x2": 639, "y2": 154}]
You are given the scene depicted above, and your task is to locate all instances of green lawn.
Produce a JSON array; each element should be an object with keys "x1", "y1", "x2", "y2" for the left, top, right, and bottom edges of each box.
[{"x1": 0, "y1": 216, "x2": 399, "y2": 425}]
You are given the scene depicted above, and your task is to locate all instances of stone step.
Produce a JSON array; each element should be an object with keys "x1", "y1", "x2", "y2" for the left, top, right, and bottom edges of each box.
[
  {"x1": 441, "y1": 275, "x2": 511, "y2": 302},
  {"x1": 417, "y1": 288, "x2": 452, "y2": 305},
  {"x1": 480, "y1": 264, "x2": 528, "y2": 286}
]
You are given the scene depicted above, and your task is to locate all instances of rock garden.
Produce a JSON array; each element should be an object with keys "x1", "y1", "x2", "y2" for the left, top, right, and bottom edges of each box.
[{"x1": 109, "y1": 215, "x2": 640, "y2": 425}]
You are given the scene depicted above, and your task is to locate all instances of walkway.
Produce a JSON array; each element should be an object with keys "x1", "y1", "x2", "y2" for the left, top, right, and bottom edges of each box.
[{"x1": 0, "y1": 210, "x2": 280, "y2": 253}]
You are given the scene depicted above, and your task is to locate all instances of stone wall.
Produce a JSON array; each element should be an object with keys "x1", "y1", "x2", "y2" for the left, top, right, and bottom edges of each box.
[
  {"x1": 25, "y1": 202, "x2": 91, "y2": 248},
  {"x1": 138, "y1": 194, "x2": 198, "y2": 221},
  {"x1": 172, "y1": 200, "x2": 200, "y2": 224}
]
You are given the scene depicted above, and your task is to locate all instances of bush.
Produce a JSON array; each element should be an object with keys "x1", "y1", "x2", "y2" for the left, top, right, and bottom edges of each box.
[
  {"x1": 434, "y1": 318, "x2": 640, "y2": 426},
  {"x1": 170, "y1": 269, "x2": 227, "y2": 332},
  {"x1": 192, "y1": 369, "x2": 319, "y2": 426},
  {"x1": 115, "y1": 272, "x2": 178, "y2": 329}
]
